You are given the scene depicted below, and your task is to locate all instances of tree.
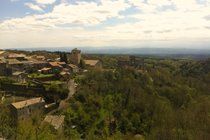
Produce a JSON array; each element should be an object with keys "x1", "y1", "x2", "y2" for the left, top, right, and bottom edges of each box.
[
  {"x1": 79, "y1": 59, "x2": 86, "y2": 69},
  {"x1": 0, "y1": 105, "x2": 15, "y2": 138},
  {"x1": 60, "y1": 52, "x2": 68, "y2": 64}
]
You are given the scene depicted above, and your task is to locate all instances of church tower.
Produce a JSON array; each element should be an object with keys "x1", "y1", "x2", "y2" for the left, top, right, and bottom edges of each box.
[{"x1": 69, "y1": 48, "x2": 81, "y2": 65}]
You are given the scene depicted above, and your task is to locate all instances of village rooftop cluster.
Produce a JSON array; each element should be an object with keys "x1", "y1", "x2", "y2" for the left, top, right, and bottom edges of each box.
[
  {"x1": 0, "y1": 48, "x2": 102, "y2": 136},
  {"x1": 0, "y1": 48, "x2": 102, "y2": 79},
  {"x1": 0, "y1": 48, "x2": 145, "y2": 138}
]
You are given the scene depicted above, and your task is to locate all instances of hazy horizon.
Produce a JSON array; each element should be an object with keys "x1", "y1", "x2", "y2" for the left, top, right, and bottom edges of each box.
[{"x1": 3, "y1": 47, "x2": 210, "y2": 56}]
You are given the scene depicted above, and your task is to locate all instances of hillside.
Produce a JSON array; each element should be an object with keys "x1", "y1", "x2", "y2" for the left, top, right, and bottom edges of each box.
[
  {"x1": 1, "y1": 55, "x2": 210, "y2": 139},
  {"x1": 61, "y1": 56, "x2": 210, "y2": 139}
]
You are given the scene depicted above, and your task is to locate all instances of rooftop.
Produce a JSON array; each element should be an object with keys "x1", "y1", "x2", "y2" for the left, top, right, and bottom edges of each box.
[
  {"x1": 7, "y1": 54, "x2": 26, "y2": 58},
  {"x1": 7, "y1": 59, "x2": 21, "y2": 65},
  {"x1": 44, "y1": 115, "x2": 65, "y2": 130},
  {"x1": 36, "y1": 56, "x2": 45, "y2": 59},
  {"x1": 68, "y1": 64, "x2": 78, "y2": 69},
  {"x1": 84, "y1": 59, "x2": 99, "y2": 66},
  {"x1": 58, "y1": 62, "x2": 66, "y2": 65},
  {"x1": 0, "y1": 59, "x2": 6, "y2": 64},
  {"x1": 60, "y1": 71, "x2": 70, "y2": 75},
  {"x1": 12, "y1": 71, "x2": 26, "y2": 76},
  {"x1": 40, "y1": 67, "x2": 52, "y2": 71},
  {"x1": 49, "y1": 62, "x2": 65, "y2": 67},
  {"x1": 11, "y1": 97, "x2": 45, "y2": 109},
  {"x1": 0, "y1": 51, "x2": 5, "y2": 55}
]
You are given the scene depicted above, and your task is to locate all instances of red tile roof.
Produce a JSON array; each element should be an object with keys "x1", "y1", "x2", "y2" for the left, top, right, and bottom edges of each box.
[{"x1": 49, "y1": 62, "x2": 65, "y2": 67}]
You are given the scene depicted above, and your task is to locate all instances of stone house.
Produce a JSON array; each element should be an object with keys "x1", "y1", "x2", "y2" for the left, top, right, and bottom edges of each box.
[
  {"x1": 6, "y1": 59, "x2": 24, "y2": 72},
  {"x1": 6, "y1": 54, "x2": 26, "y2": 61},
  {"x1": 12, "y1": 72, "x2": 28, "y2": 83},
  {"x1": 35, "y1": 55, "x2": 46, "y2": 61},
  {"x1": 39, "y1": 67, "x2": 53, "y2": 74},
  {"x1": 10, "y1": 97, "x2": 45, "y2": 121},
  {"x1": 48, "y1": 62, "x2": 66, "y2": 73},
  {"x1": 118, "y1": 56, "x2": 144, "y2": 69},
  {"x1": 44, "y1": 115, "x2": 65, "y2": 134},
  {"x1": 84, "y1": 59, "x2": 102, "y2": 69},
  {"x1": 68, "y1": 64, "x2": 79, "y2": 73},
  {"x1": 0, "y1": 60, "x2": 7, "y2": 76}
]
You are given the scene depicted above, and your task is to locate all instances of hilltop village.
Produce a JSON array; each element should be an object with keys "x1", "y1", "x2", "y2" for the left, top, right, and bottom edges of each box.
[
  {"x1": 0, "y1": 48, "x2": 104, "y2": 137},
  {"x1": 1, "y1": 49, "x2": 210, "y2": 139},
  {"x1": 0, "y1": 48, "x2": 102, "y2": 77},
  {"x1": 0, "y1": 48, "x2": 146, "y2": 139},
  {"x1": 0, "y1": 49, "x2": 102, "y2": 99}
]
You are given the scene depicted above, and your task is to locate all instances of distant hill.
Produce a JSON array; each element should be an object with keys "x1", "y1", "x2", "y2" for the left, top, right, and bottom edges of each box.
[{"x1": 6, "y1": 47, "x2": 210, "y2": 59}]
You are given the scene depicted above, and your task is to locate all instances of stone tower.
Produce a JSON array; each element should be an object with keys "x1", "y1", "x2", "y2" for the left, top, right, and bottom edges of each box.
[{"x1": 69, "y1": 48, "x2": 81, "y2": 65}]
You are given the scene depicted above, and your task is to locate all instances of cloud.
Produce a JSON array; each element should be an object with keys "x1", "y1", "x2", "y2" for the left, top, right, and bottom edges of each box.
[
  {"x1": 10, "y1": 0, "x2": 20, "y2": 2},
  {"x1": 35, "y1": 0, "x2": 56, "y2": 5},
  {"x1": 49, "y1": 0, "x2": 129, "y2": 25},
  {"x1": 2, "y1": 0, "x2": 129, "y2": 30},
  {"x1": 157, "y1": 30, "x2": 172, "y2": 33},
  {"x1": 204, "y1": 15, "x2": 210, "y2": 20},
  {"x1": 1, "y1": 0, "x2": 210, "y2": 48},
  {"x1": 205, "y1": 26, "x2": 210, "y2": 29},
  {"x1": 24, "y1": 3, "x2": 44, "y2": 12}
]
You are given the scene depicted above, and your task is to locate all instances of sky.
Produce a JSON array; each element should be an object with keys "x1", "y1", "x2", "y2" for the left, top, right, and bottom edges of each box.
[{"x1": 0, "y1": 0, "x2": 210, "y2": 49}]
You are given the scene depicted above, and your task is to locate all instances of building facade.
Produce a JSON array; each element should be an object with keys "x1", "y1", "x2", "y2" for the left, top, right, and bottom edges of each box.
[
  {"x1": 69, "y1": 48, "x2": 81, "y2": 65},
  {"x1": 68, "y1": 64, "x2": 79, "y2": 73},
  {"x1": 44, "y1": 115, "x2": 65, "y2": 134},
  {"x1": 118, "y1": 56, "x2": 144, "y2": 69},
  {"x1": 84, "y1": 59, "x2": 102, "y2": 69},
  {"x1": 0, "y1": 60, "x2": 7, "y2": 76},
  {"x1": 10, "y1": 97, "x2": 45, "y2": 121}
]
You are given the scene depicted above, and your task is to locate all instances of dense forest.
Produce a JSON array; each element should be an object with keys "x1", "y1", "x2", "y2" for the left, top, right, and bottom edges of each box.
[
  {"x1": 1, "y1": 55, "x2": 210, "y2": 139},
  {"x1": 63, "y1": 56, "x2": 210, "y2": 139}
]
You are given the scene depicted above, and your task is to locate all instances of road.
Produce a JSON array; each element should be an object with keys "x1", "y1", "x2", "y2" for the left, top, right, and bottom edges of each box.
[
  {"x1": 48, "y1": 79, "x2": 76, "y2": 114},
  {"x1": 58, "y1": 80, "x2": 76, "y2": 110}
]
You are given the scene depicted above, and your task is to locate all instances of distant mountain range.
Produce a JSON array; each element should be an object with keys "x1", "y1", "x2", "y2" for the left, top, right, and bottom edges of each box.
[{"x1": 5, "y1": 47, "x2": 210, "y2": 59}]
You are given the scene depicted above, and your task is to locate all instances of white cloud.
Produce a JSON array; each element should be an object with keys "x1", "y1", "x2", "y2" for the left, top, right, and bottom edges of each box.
[
  {"x1": 48, "y1": 0, "x2": 129, "y2": 25},
  {"x1": 0, "y1": 0, "x2": 130, "y2": 48},
  {"x1": 35, "y1": 0, "x2": 56, "y2": 5},
  {"x1": 123, "y1": 0, "x2": 210, "y2": 40},
  {"x1": 2, "y1": 0, "x2": 129, "y2": 30},
  {"x1": 24, "y1": 3, "x2": 44, "y2": 12},
  {"x1": 128, "y1": 0, "x2": 174, "y2": 13},
  {"x1": 1, "y1": 0, "x2": 210, "y2": 48},
  {"x1": 10, "y1": 0, "x2": 20, "y2": 2}
]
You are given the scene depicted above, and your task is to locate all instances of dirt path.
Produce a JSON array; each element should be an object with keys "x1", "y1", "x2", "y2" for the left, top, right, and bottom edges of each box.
[
  {"x1": 48, "y1": 79, "x2": 76, "y2": 114},
  {"x1": 58, "y1": 80, "x2": 76, "y2": 110}
]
